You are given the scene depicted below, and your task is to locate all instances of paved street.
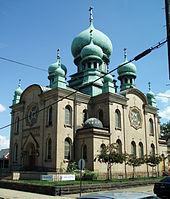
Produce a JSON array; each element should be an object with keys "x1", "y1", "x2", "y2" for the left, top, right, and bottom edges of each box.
[{"x1": 0, "y1": 184, "x2": 156, "y2": 199}]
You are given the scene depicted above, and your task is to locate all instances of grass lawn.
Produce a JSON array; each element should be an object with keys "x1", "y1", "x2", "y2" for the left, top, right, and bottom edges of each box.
[{"x1": 9, "y1": 176, "x2": 164, "y2": 186}]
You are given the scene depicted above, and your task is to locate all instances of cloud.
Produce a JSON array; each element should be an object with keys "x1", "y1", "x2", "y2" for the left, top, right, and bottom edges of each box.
[
  {"x1": 0, "y1": 104, "x2": 6, "y2": 112},
  {"x1": 156, "y1": 90, "x2": 170, "y2": 103},
  {"x1": 159, "y1": 106, "x2": 170, "y2": 120},
  {"x1": 0, "y1": 135, "x2": 9, "y2": 150}
]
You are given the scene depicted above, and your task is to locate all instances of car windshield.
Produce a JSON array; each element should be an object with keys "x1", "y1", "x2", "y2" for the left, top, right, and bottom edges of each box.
[{"x1": 160, "y1": 177, "x2": 170, "y2": 182}]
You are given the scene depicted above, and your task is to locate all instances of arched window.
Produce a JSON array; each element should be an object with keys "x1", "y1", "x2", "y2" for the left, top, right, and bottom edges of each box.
[
  {"x1": 94, "y1": 62, "x2": 97, "y2": 68},
  {"x1": 83, "y1": 109, "x2": 88, "y2": 123},
  {"x1": 64, "y1": 138, "x2": 71, "y2": 160},
  {"x1": 149, "y1": 118, "x2": 154, "y2": 135},
  {"x1": 116, "y1": 139, "x2": 122, "y2": 154},
  {"x1": 115, "y1": 109, "x2": 121, "y2": 128},
  {"x1": 131, "y1": 141, "x2": 136, "y2": 156},
  {"x1": 65, "y1": 105, "x2": 72, "y2": 125},
  {"x1": 98, "y1": 110, "x2": 103, "y2": 124},
  {"x1": 139, "y1": 142, "x2": 144, "y2": 158},
  {"x1": 82, "y1": 144, "x2": 87, "y2": 160},
  {"x1": 48, "y1": 106, "x2": 52, "y2": 126},
  {"x1": 14, "y1": 143, "x2": 18, "y2": 162},
  {"x1": 46, "y1": 138, "x2": 52, "y2": 160},
  {"x1": 15, "y1": 117, "x2": 19, "y2": 133},
  {"x1": 151, "y1": 144, "x2": 155, "y2": 156}
]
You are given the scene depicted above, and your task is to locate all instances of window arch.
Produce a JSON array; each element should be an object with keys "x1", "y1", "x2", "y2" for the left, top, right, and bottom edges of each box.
[
  {"x1": 15, "y1": 117, "x2": 19, "y2": 133},
  {"x1": 149, "y1": 118, "x2": 154, "y2": 135},
  {"x1": 64, "y1": 138, "x2": 71, "y2": 160},
  {"x1": 82, "y1": 144, "x2": 87, "y2": 160},
  {"x1": 115, "y1": 109, "x2": 121, "y2": 128},
  {"x1": 116, "y1": 139, "x2": 122, "y2": 154},
  {"x1": 151, "y1": 144, "x2": 155, "y2": 156},
  {"x1": 83, "y1": 109, "x2": 88, "y2": 123},
  {"x1": 131, "y1": 141, "x2": 136, "y2": 156},
  {"x1": 65, "y1": 105, "x2": 72, "y2": 125},
  {"x1": 14, "y1": 143, "x2": 18, "y2": 162},
  {"x1": 48, "y1": 106, "x2": 52, "y2": 126},
  {"x1": 46, "y1": 138, "x2": 52, "y2": 160},
  {"x1": 98, "y1": 109, "x2": 103, "y2": 124},
  {"x1": 139, "y1": 142, "x2": 144, "y2": 158}
]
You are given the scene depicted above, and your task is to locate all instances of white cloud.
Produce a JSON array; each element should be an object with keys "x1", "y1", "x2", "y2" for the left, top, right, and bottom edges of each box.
[
  {"x1": 159, "y1": 106, "x2": 170, "y2": 120},
  {"x1": 0, "y1": 104, "x2": 6, "y2": 112},
  {"x1": 0, "y1": 135, "x2": 9, "y2": 150},
  {"x1": 156, "y1": 90, "x2": 170, "y2": 103}
]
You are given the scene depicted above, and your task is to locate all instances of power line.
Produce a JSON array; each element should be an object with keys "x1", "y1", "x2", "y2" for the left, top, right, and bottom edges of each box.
[
  {"x1": 0, "y1": 39, "x2": 167, "y2": 131},
  {"x1": 0, "y1": 57, "x2": 48, "y2": 72}
]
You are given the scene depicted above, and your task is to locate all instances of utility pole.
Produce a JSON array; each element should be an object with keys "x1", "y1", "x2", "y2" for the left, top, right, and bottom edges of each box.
[{"x1": 165, "y1": 0, "x2": 170, "y2": 79}]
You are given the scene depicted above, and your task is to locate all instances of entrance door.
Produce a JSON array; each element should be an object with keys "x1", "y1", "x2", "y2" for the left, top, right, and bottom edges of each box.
[{"x1": 24, "y1": 143, "x2": 36, "y2": 170}]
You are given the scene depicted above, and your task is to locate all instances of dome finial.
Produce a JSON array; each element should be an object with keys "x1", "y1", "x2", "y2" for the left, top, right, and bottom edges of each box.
[
  {"x1": 124, "y1": 48, "x2": 127, "y2": 61},
  {"x1": 18, "y1": 79, "x2": 21, "y2": 88},
  {"x1": 89, "y1": 6, "x2": 93, "y2": 24},
  {"x1": 148, "y1": 82, "x2": 151, "y2": 91},
  {"x1": 57, "y1": 48, "x2": 60, "y2": 59}
]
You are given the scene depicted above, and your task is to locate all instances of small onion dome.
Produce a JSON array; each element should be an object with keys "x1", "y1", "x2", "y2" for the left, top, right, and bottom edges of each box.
[
  {"x1": 48, "y1": 49, "x2": 67, "y2": 75},
  {"x1": 84, "y1": 117, "x2": 103, "y2": 128},
  {"x1": 117, "y1": 48, "x2": 136, "y2": 78},
  {"x1": 71, "y1": 23, "x2": 112, "y2": 64},
  {"x1": 147, "y1": 83, "x2": 155, "y2": 99},
  {"x1": 104, "y1": 73, "x2": 113, "y2": 82},
  {"x1": 15, "y1": 80, "x2": 23, "y2": 96}
]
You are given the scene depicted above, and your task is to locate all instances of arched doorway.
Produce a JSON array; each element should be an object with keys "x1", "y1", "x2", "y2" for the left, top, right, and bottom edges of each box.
[{"x1": 24, "y1": 143, "x2": 36, "y2": 170}]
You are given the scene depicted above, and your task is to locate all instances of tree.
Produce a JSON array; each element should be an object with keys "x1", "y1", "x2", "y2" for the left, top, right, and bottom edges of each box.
[
  {"x1": 95, "y1": 143, "x2": 126, "y2": 180},
  {"x1": 160, "y1": 121, "x2": 170, "y2": 136},
  {"x1": 125, "y1": 154, "x2": 145, "y2": 178},
  {"x1": 144, "y1": 154, "x2": 162, "y2": 177}
]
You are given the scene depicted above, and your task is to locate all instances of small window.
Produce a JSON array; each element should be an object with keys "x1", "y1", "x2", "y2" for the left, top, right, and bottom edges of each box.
[
  {"x1": 131, "y1": 141, "x2": 136, "y2": 156},
  {"x1": 149, "y1": 118, "x2": 154, "y2": 135},
  {"x1": 65, "y1": 105, "x2": 72, "y2": 125},
  {"x1": 14, "y1": 143, "x2": 18, "y2": 162},
  {"x1": 46, "y1": 138, "x2": 52, "y2": 160},
  {"x1": 94, "y1": 62, "x2": 97, "y2": 68},
  {"x1": 130, "y1": 78, "x2": 132, "y2": 84},
  {"x1": 82, "y1": 144, "x2": 87, "y2": 160},
  {"x1": 125, "y1": 78, "x2": 128, "y2": 84},
  {"x1": 48, "y1": 107, "x2": 52, "y2": 126},
  {"x1": 116, "y1": 139, "x2": 122, "y2": 154},
  {"x1": 139, "y1": 142, "x2": 144, "y2": 158},
  {"x1": 64, "y1": 138, "x2": 71, "y2": 160},
  {"x1": 88, "y1": 62, "x2": 91, "y2": 68},
  {"x1": 15, "y1": 117, "x2": 19, "y2": 133},
  {"x1": 115, "y1": 109, "x2": 121, "y2": 129},
  {"x1": 83, "y1": 109, "x2": 88, "y2": 123},
  {"x1": 98, "y1": 110, "x2": 103, "y2": 124},
  {"x1": 100, "y1": 144, "x2": 106, "y2": 152}
]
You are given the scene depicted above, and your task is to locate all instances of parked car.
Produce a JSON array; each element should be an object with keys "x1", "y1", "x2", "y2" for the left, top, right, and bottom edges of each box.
[
  {"x1": 77, "y1": 191, "x2": 160, "y2": 199},
  {"x1": 153, "y1": 176, "x2": 170, "y2": 198}
]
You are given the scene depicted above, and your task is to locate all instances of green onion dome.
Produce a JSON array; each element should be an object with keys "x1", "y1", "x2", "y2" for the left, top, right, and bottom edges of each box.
[
  {"x1": 117, "y1": 49, "x2": 136, "y2": 78},
  {"x1": 48, "y1": 49, "x2": 67, "y2": 76},
  {"x1": 81, "y1": 31, "x2": 103, "y2": 64},
  {"x1": 15, "y1": 80, "x2": 23, "y2": 96},
  {"x1": 71, "y1": 22, "x2": 112, "y2": 65},
  {"x1": 147, "y1": 88, "x2": 155, "y2": 99}
]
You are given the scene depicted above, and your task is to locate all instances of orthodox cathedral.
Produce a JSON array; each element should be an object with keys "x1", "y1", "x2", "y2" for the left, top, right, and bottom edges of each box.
[{"x1": 9, "y1": 8, "x2": 169, "y2": 178}]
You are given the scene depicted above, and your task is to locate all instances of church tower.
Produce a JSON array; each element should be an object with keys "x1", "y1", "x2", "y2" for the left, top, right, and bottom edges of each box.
[{"x1": 69, "y1": 7, "x2": 113, "y2": 96}]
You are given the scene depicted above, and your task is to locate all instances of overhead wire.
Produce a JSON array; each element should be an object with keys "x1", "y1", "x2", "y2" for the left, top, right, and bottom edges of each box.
[{"x1": 0, "y1": 39, "x2": 168, "y2": 131}]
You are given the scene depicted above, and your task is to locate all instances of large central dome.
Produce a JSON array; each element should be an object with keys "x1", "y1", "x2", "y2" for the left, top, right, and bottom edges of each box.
[{"x1": 71, "y1": 9, "x2": 113, "y2": 66}]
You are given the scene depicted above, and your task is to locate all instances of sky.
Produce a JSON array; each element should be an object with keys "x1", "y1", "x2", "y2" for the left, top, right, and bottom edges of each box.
[{"x1": 0, "y1": 0, "x2": 170, "y2": 150}]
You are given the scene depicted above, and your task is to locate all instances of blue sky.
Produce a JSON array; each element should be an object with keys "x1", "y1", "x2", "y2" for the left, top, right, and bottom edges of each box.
[{"x1": 0, "y1": 0, "x2": 170, "y2": 149}]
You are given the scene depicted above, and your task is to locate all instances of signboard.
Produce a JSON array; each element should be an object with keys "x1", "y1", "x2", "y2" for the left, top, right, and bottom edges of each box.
[
  {"x1": 41, "y1": 175, "x2": 53, "y2": 181},
  {"x1": 59, "y1": 174, "x2": 75, "y2": 181},
  {"x1": 78, "y1": 159, "x2": 85, "y2": 170}
]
